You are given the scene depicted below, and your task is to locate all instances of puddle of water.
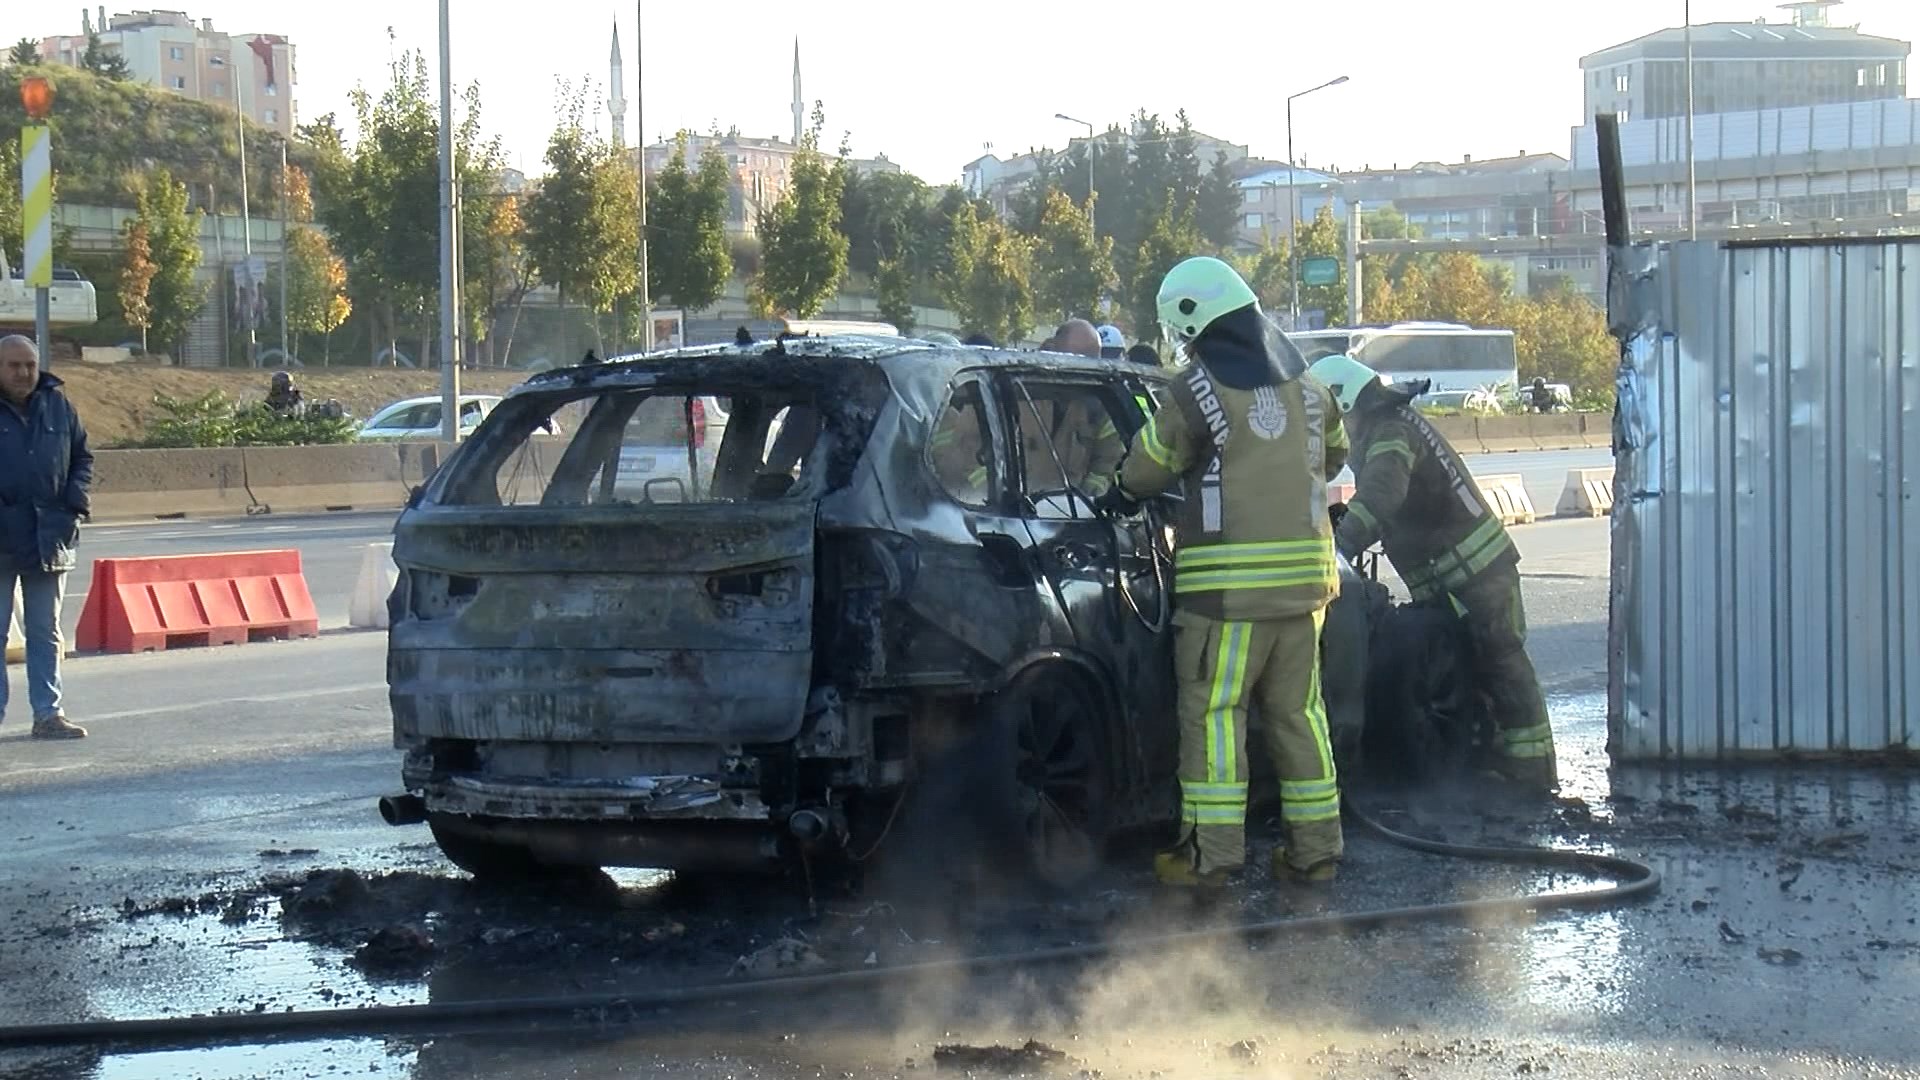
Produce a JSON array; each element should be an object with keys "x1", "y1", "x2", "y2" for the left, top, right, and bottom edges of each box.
[{"x1": 93, "y1": 1038, "x2": 412, "y2": 1079}]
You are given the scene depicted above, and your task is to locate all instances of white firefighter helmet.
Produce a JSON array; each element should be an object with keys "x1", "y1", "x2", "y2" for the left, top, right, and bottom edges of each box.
[{"x1": 1307, "y1": 354, "x2": 1387, "y2": 413}]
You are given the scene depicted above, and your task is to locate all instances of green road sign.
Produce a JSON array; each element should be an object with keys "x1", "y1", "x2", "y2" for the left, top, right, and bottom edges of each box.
[{"x1": 1300, "y1": 256, "x2": 1339, "y2": 287}]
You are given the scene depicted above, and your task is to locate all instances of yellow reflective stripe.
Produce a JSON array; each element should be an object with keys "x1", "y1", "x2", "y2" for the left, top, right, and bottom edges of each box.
[
  {"x1": 1181, "y1": 780, "x2": 1248, "y2": 801},
  {"x1": 1133, "y1": 394, "x2": 1153, "y2": 416},
  {"x1": 1178, "y1": 552, "x2": 1334, "y2": 571},
  {"x1": 1187, "y1": 804, "x2": 1246, "y2": 825},
  {"x1": 1205, "y1": 622, "x2": 1251, "y2": 785},
  {"x1": 930, "y1": 427, "x2": 956, "y2": 449},
  {"x1": 1284, "y1": 801, "x2": 1342, "y2": 823},
  {"x1": 1368, "y1": 438, "x2": 1414, "y2": 467},
  {"x1": 1141, "y1": 416, "x2": 1174, "y2": 468},
  {"x1": 1096, "y1": 418, "x2": 1117, "y2": 440},
  {"x1": 1327, "y1": 421, "x2": 1349, "y2": 450},
  {"x1": 1503, "y1": 722, "x2": 1555, "y2": 756},
  {"x1": 1279, "y1": 778, "x2": 1337, "y2": 800},
  {"x1": 1179, "y1": 539, "x2": 1329, "y2": 559},
  {"x1": 1304, "y1": 608, "x2": 1336, "y2": 781},
  {"x1": 1176, "y1": 568, "x2": 1340, "y2": 593},
  {"x1": 966, "y1": 465, "x2": 987, "y2": 487},
  {"x1": 1346, "y1": 500, "x2": 1378, "y2": 530}
]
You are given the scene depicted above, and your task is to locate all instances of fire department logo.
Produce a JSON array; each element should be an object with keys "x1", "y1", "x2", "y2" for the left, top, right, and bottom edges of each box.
[{"x1": 1247, "y1": 386, "x2": 1288, "y2": 440}]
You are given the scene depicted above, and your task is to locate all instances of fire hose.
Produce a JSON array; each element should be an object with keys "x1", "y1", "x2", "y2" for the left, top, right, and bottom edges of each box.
[{"x1": 0, "y1": 797, "x2": 1659, "y2": 1053}]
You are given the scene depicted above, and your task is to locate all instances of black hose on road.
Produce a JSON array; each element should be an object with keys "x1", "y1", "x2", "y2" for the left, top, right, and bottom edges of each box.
[{"x1": 0, "y1": 797, "x2": 1659, "y2": 1053}]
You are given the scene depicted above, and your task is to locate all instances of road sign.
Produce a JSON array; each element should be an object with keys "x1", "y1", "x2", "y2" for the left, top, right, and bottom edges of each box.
[{"x1": 1299, "y1": 255, "x2": 1339, "y2": 287}]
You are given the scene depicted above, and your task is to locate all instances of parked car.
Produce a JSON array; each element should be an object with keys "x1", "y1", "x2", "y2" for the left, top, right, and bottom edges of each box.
[
  {"x1": 357, "y1": 395, "x2": 503, "y2": 441},
  {"x1": 379, "y1": 338, "x2": 1473, "y2": 886},
  {"x1": 1418, "y1": 388, "x2": 1507, "y2": 415}
]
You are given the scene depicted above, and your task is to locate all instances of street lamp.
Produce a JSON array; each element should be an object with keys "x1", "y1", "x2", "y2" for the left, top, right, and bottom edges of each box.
[
  {"x1": 1054, "y1": 112, "x2": 1096, "y2": 238},
  {"x1": 1286, "y1": 74, "x2": 1349, "y2": 329},
  {"x1": 436, "y1": 0, "x2": 463, "y2": 444}
]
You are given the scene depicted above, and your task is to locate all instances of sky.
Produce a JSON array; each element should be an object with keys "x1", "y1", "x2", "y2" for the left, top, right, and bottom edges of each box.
[{"x1": 5, "y1": 0, "x2": 1917, "y2": 182}]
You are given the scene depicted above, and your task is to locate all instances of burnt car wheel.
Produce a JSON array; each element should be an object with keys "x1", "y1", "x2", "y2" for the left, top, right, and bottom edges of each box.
[
  {"x1": 1363, "y1": 602, "x2": 1483, "y2": 783},
  {"x1": 427, "y1": 813, "x2": 544, "y2": 880},
  {"x1": 983, "y1": 667, "x2": 1114, "y2": 891}
]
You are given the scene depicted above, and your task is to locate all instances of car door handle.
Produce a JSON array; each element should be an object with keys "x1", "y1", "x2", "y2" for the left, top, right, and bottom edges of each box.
[{"x1": 1047, "y1": 542, "x2": 1101, "y2": 570}]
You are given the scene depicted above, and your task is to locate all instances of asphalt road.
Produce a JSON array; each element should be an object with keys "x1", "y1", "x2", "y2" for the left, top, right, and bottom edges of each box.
[
  {"x1": 56, "y1": 446, "x2": 1613, "y2": 642},
  {"x1": 16, "y1": 473, "x2": 1903, "y2": 1080}
]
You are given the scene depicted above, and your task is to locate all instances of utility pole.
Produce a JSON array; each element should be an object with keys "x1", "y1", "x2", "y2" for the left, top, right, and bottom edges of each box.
[
  {"x1": 1346, "y1": 200, "x2": 1363, "y2": 325},
  {"x1": 278, "y1": 137, "x2": 290, "y2": 362},
  {"x1": 636, "y1": 0, "x2": 654, "y2": 351},
  {"x1": 1054, "y1": 113, "x2": 1096, "y2": 240},
  {"x1": 236, "y1": 72, "x2": 257, "y2": 366},
  {"x1": 19, "y1": 77, "x2": 54, "y2": 365},
  {"x1": 437, "y1": 0, "x2": 463, "y2": 443},
  {"x1": 1684, "y1": 0, "x2": 1698, "y2": 240}
]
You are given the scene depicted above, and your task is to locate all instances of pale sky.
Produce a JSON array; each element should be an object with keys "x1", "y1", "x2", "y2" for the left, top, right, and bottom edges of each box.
[{"x1": 6, "y1": 0, "x2": 1916, "y2": 181}]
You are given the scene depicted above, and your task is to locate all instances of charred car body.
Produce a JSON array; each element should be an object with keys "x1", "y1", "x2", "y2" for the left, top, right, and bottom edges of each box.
[{"x1": 380, "y1": 338, "x2": 1468, "y2": 882}]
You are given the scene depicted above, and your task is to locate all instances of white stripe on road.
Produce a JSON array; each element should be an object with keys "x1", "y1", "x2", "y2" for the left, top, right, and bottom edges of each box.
[{"x1": 79, "y1": 682, "x2": 388, "y2": 724}]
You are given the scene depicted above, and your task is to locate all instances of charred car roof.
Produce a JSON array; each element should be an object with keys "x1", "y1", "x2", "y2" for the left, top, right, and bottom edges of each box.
[{"x1": 510, "y1": 335, "x2": 1163, "y2": 397}]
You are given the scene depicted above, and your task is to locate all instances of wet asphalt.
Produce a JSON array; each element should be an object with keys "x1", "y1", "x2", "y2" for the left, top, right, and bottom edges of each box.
[{"x1": 1, "y1": 517, "x2": 1916, "y2": 1079}]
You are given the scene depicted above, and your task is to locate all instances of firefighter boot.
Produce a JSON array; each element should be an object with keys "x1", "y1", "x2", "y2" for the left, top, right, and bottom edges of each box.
[
  {"x1": 1270, "y1": 848, "x2": 1338, "y2": 885},
  {"x1": 1154, "y1": 845, "x2": 1231, "y2": 889}
]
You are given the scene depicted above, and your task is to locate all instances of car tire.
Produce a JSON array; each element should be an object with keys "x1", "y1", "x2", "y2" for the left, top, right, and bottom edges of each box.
[
  {"x1": 1363, "y1": 602, "x2": 1481, "y2": 783},
  {"x1": 427, "y1": 813, "x2": 544, "y2": 880},
  {"x1": 977, "y1": 667, "x2": 1114, "y2": 892}
]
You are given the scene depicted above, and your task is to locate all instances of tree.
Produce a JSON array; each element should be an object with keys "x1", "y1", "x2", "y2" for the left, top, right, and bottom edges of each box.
[
  {"x1": 81, "y1": 33, "x2": 130, "y2": 80},
  {"x1": 282, "y1": 227, "x2": 352, "y2": 364},
  {"x1": 1030, "y1": 189, "x2": 1114, "y2": 323},
  {"x1": 646, "y1": 134, "x2": 732, "y2": 312},
  {"x1": 940, "y1": 201, "x2": 1034, "y2": 345},
  {"x1": 1294, "y1": 206, "x2": 1349, "y2": 327},
  {"x1": 1128, "y1": 199, "x2": 1203, "y2": 335},
  {"x1": 1422, "y1": 252, "x2": 1509, "y2": 328},
  {"x1": 117, "y1": 221, "x2": 157, "y2": 350},
  {"x1": 1244, "y1": 233, "x2": 1290, "y2": 314},
  {"x1": 875, "y1": 256, "x2": 915, "y2": 334},
  {"x1": 1507, "y1": 282, "x2": 1614, "y2": 395},
  {"x1": 1196, "y1": 151, "x2": 1242, "y2": 250},
  {"x1": 0, "y1": 140, "x2": 18, "y2": 268},
  {"x1": 522, "y1": 85, "x2": 640, "y2": 354},
  {"x1": 753, "y1": 105, "x2": 848, "y2": 319},
  {"x1": 133, "y1": 170, "x2": 204, "y2": 356},
  {"x1": 8, "y1": 40, "x2": 38, "y2": 67}
]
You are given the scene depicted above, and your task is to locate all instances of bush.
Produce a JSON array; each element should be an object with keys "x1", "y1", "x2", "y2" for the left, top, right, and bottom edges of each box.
[{"x1": 133, "y1": 391, "x2": 358, "y2": 448}]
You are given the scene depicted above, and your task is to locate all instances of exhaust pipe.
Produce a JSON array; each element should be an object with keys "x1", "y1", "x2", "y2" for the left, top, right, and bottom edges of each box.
[
  {"x1": 379, "y1": 793, "x2": 427, "y2": 826},
  {"x1": 787, "y1": 807, "x2": 847, "y2": 850}
]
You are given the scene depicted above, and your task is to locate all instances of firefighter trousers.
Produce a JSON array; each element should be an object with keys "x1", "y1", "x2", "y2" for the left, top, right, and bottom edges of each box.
[
  {"x1": 1172, "y1": 608, "x2": 1343, "y2": 875},
  {"x1": 1450, "y1": 570, "x2": 1556, "y2": 769}
]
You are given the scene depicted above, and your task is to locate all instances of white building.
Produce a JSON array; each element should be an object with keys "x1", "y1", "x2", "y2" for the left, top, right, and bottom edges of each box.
[{"x1": 39, "y1": 8, "x2": 296, "y2": 137}]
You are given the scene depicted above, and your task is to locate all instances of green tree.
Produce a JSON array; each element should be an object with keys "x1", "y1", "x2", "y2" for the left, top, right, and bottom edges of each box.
[
  {"x1": 646, "y1": 135, "x2": 732, "y2": 312},
  {"x1": 523, "y1": 85, "x2": 640, "y2": 354},
  {"x1": 133, "y1": 170, "x2": 204, "y2": 356},
  {"x1": 81, "y1": 33, "x2": 130, "y2": 80},
  {"x1": 8, "y1": 40, "x2": 38, "y2": 67},
  {"x1": 1029, "y1": 189, "x2": 1114, "y2": 323},
  {"x1": 117, "y1": 220, "x2": 157, "y2": 350},
  {"x1": 1197, "y1": 151, "x2": 1242, "y2": 250},
  {"x1": 1422, "y1": 252, "x2": 1509, "y2": 327},
  {"x1": 1507, "y1": 282, "x2": 1614, "y2": 394},
  {"x1": 940, "y1": 201, "x2": 1034, "y2": 345},
  {"x1": 840, "y1": 169, "x2": 931, "y2": 277},
  {"x1": 875, "y1": 255, "x2": 915, "y2": 333},
  {"x1": 282, "y1": 227, "x2": 352, "y2": 364},
  {"x1": 1128, "y1": 199, "x2": 1203, "y2": 335},
  {"x1": 1244, "y1": 232, "x2": 1290, "y2": 314},
  {"x1": 752, "y1": 106, "x2": 848, "y2": 319},
  {"x1": 0, "y1": 139, "x2": 18, "y2": 268}
]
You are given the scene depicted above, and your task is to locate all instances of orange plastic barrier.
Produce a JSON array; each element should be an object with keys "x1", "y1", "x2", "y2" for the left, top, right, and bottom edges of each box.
[{"x1": 75, "y1": 549, "x2": 319, "y2": 654}]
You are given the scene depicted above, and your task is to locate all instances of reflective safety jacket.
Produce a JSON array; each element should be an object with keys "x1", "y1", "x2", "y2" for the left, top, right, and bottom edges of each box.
[
  {"x1": 1335, "y1": 389, "x2": 1518, "y2": 600},
  {"x1": 1117, "y1": 365, "x2": 1349, "y2": 621}
]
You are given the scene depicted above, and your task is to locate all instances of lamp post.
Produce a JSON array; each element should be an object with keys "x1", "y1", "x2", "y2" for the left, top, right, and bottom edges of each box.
[
  {"x1": 1286, "y1": 75, "x2": 1349, "y2": 330},
  {"x1": 1054, "y1": 113, "x2": 1096, "y2": 239},
  {"x1": 1684, "y1": 0, "x2": 1697, "y2": 240},
  {"x1": 19, "y1": 76, "x2": 53, "y2": 364},
  {"x1": 635, "y1": 1, "x2": 653, "y2": 352},
  {"x1": 278, "y1": 136, "x2": 290, "y2": 362},
  {"x1": 436, "y1": 0, "x2": 463, "y2": 444}
]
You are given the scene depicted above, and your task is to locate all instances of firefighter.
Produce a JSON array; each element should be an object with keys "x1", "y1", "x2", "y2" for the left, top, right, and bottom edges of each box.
[
  {"x1": 1306, "y1": 354, "x2": 1558, "y2": 791},
  {"x1": 1098, "y1": 257, "x2": 1349, "y2": 888}
]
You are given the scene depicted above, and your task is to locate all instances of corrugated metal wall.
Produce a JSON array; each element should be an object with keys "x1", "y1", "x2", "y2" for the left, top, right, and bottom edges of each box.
[{"x1": 1610, "y1": 238, "x2": 1920, "y2": 760}]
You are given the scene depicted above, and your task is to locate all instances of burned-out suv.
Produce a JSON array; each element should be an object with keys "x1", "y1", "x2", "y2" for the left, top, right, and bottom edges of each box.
[{"x1": 379, "y1": 338, "x2": 1437, "y2": 884}]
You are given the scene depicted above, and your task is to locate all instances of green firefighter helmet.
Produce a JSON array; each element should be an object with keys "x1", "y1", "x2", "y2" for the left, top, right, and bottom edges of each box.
[
  {"x1": 1307, "y1": 354, "x2": 1385, "y2": 413},
  {"x1": 1156, "y1": 256, "x2": 1258, "y2": 343}
]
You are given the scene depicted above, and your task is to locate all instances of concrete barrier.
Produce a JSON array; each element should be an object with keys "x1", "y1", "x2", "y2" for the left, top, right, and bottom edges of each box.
[
  {"x1": 90, "y1": 447, "x2": 258, "y2": 518},
  {"x1": 1582, "y1": 412, "x2": 1614, "y2": 449},
  {"x1": 1529, "y1": 413, "x2": 1586, "y2": 451},
  {"x1": 1475, "y1": 473, "x2": 1537, "y2": 525},
  {"x1": 1474, "y1": 416, "x2": 1535, "y2": 454},
  {"x1": 1427, "y1": 415, "x2": 1484, "y2": 454},
  {"x1": 1556, "y1": 467, "x2": 1616, "y2": 517},
  {"x1": 238, "y1": 444, "x2": 412, "y2": 513},
  {"x1": 4, "y1": 582, "x2": 22, "y2": 664},
  {"x1": 350, "y1": 543, "x2": 399, "y2": 630}
]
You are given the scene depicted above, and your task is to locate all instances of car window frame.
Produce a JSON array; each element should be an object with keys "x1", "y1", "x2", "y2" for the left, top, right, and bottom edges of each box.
[
  {"x1": 996, "y1": 370, "x2": 1140, "y2": 522},
  {"x1": 923, "y1": 370, "x2": 1006, "y2": 512}
]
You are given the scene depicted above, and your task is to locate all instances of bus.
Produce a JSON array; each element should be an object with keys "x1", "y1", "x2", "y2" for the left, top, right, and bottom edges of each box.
[{"x1": 1287, "y1": 322, "x2": 1518, "y2": 395}]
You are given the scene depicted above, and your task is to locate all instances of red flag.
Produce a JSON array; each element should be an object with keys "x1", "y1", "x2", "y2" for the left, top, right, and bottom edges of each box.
[{"x1": 247, "y1": 36, "x2": 280, "y2": 89}]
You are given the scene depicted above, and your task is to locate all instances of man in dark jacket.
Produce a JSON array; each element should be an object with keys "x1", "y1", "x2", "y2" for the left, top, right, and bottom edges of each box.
[
  {"x1": 0, "y1": 336, "x2": 91, "y2": 739},
  {"x1": 1307, "y1": 353, "x2": 1555, "y2": 790}
]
